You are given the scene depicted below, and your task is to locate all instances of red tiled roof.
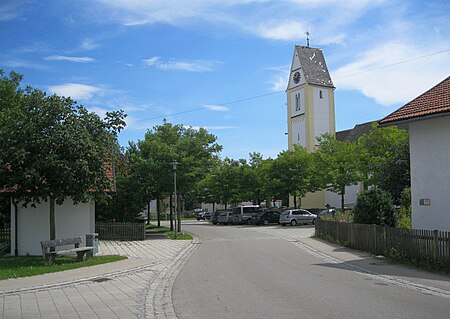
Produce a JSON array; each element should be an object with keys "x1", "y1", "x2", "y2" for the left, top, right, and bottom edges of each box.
[{"x1": 379, "y1": 76, "x2": 450, "y2": 125}]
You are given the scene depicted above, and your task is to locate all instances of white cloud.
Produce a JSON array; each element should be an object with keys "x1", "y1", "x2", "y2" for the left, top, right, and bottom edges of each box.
[
  {"x1": 142, "y1": 57, "x2": 161, "y2": 66},
  {"x1": 1, "y1": 58, "x2": 46, "y2": 70},
  {"x1": 257, "y1": 21, "x2": 306, "y2": 41},
  {"x1": 333, "y1": 43, "x2": 450, "y2": 105},
  {"x1": 48, "y1": 83, "x2": 102, "y2": 101},
  {"x1": 142, "y1": 56, "x2": 221, "y2": 72},
  {"x1": 203, "y1": 105, "x2": 230, "y2": 112},
  {"x1": 44, "y1": 55, "x2": 95, "y2": 63},
  {"x1": 80, "y1": 39, "x2": 100, "y2": 51}
]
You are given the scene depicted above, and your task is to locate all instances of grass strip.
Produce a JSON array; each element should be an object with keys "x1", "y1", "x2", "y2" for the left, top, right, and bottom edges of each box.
[
  {"x1": 146, "y1": 224, "x2": 193, "y2": 240},
  {"x1": 0, "y1": 255, "x2": 126, "y2": 281}
]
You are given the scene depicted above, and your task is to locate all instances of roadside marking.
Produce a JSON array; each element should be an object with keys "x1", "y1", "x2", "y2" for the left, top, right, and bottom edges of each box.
[
  {"x1": 143, "y1": 237, "x2": 200, "y2": 319},
  {"x1": 291, "y1": 240, "x2": 450, "y2": 300}
]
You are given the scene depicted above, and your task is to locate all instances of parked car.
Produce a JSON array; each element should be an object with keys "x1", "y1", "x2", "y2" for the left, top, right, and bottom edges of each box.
[
  {"x1": 218, "y1": 211, "x2": 233, "y2": 225},
  {"x1": 279, "y1": 209, "x2": 317, "y2": 226},
  {"x1": 196, "y1": 211, "x2": 211, "y2": 221},
  {"x1": 232, "y1": 205, "x2": 260, "y2": 225},
  {"x1": 252, "y1": 211, "x2": 281, "y2": 225},
  {"x1": 210, "y1": 211, "x2": 222, "y2": 225},
  {"x1": 316, "y1": 209, "x2": 336, "y2": 220}
]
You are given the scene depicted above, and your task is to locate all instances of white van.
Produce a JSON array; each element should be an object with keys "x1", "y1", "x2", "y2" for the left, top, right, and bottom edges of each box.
[{"x1": 232, "y1": 205, "x2": 260, "y2": 225}]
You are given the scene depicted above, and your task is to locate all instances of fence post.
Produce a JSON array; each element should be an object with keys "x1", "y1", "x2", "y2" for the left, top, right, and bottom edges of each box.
[
  {"x1": 373, "y1": 224, "x2": 377, "y2": 255},
  {"x1": 432, "y1": 229, "x2": 438, "y2": 263},
  {"x1": 383, "y1": 226, "x2": 387, "y2": 254}
]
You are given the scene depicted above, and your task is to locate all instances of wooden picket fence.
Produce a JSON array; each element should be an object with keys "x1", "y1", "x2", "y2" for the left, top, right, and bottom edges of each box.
[
  {"x1": 0, "y1": 226, "x2": 10, "y2": 254},
  {"x1": 96, "y1": 222, "x2": 145, "y2": 240},
  {"x1": 315, "y1": 220, "x2": 450, "y2": 266}
]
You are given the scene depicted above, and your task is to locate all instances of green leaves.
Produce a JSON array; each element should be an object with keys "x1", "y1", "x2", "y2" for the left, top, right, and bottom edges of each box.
[{"x1": 0, "y1": 70, "x2": 126, "y2": 207}]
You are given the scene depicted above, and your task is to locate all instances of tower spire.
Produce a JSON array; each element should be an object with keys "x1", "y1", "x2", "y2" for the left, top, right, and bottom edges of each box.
[{"x1": 305, "y1": 30, "x2": 310, "y2": 47}]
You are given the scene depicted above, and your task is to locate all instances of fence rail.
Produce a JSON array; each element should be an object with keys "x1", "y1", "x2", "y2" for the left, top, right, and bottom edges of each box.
[
  {"x1": 315, "y1": 220, "x2": 450, "y2": 266},
  {"x1": 95, "y1": 222, "x2": 145, "y2": 240}
]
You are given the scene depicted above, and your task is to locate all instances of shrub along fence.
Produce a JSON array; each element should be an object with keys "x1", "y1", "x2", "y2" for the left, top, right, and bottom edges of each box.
[
  {"x1": 315, "y1": 220, "x2": 450, "y2": 268},
  {"x1": 96, "y1": 222, "x2": 145, "y2": 240}
]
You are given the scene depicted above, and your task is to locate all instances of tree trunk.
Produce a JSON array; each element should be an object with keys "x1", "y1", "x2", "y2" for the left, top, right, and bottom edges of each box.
[
  {"x1": 156, "y1": 195, "x2": 161, "y2": 227},
  {"x1": 50, "y1": 197, "x2": 56, "y2": 240},
  {"x1": 177, "y1": 192, "x2": 181, "y2": 233},
  {"x1": 293, "y1": 195, "x2": 297, "y2": 208},
  {"x1": 341, "y1": 188, "x2": 345, "y2": 212},
  {"x1": 146, "y1": 201, "x2": 150, "y2": 225},
  {"x1": 169, "y1": 194, "x2": 174, "y2": 231},
  {"x1": 212, "y1": 202, "x2": 215, "y2": 213}
]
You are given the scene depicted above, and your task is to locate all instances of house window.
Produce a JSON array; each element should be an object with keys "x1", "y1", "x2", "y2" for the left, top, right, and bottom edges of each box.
[{"x1": 319, "y1": 90, "x2": 323, "y2": 99}]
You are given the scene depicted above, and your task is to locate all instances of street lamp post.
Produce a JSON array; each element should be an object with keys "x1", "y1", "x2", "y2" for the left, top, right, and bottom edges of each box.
[{"x1": 171, "y1": 160, "x2": 179, "y2": 238}]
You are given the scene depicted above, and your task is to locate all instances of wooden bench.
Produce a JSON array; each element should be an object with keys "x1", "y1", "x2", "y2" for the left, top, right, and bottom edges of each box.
[{"x1": 41, "y1": 237, "x2": 94, "y2": 266}]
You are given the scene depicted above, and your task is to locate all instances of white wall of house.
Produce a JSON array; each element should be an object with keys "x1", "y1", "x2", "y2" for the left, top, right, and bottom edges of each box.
[
  {"x1": 325, "y1": 183, "x2": 362, "y2": 209},
  {"x1": 409, "y1": 116, "x2": 450, "y2": 231},
  {"x1": 10, "y1": 199, "x2": 95, "y2": 256}
]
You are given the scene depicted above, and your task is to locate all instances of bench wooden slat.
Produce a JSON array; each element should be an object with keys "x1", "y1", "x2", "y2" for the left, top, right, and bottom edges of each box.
[{"x1": 40, "y1": 236, "x2": 93, "y2": 266}]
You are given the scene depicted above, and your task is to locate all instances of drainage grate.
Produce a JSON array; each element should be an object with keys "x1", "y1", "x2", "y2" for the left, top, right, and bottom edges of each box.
[{"x1": 92, "y1": 277, "x2": 111, "y2": 283}]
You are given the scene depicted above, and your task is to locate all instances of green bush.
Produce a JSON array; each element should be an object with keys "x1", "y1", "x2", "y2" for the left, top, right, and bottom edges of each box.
[
  {"x1": 397, "y1": 187, "x2": 411, "y2": 229},
  {"x1": 353, "y1": 188, "x2": 396, "y2": 227}
]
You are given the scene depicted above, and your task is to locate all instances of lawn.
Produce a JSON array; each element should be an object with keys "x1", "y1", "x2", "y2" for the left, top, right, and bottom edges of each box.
[
  {"x1": 146, "y1": 224, "x2": 193, "y2": 240},
  {"x1": 0, "y1": 255, "x2": 126, "y2": 281}
]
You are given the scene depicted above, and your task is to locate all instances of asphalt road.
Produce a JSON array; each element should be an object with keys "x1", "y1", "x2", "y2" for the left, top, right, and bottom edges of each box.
[{"x1": 172, "y1": 222, "x2": 450, "y2": 319}]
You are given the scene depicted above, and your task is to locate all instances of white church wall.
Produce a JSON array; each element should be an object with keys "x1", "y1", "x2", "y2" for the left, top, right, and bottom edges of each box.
[
  {"x1": 313, "y1": 87, "x2": 331, "y2": 144},
  {"x1": 291, "y1": 116, "x2": 306, "y2": 148},
  {"x1": 290, "y1": 88, "x2": 305, "y2": 117},
  {"x1": 325, "y1": 183, "x2": 361, "y2": 209},
  {"x1": 409, "y1": 116, "x2": 450, "y2": 231}
]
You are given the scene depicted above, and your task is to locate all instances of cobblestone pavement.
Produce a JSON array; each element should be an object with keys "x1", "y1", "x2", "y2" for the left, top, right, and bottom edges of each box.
[{"x1": 0, "y1": 238, "x2": 198, "y2": 319}]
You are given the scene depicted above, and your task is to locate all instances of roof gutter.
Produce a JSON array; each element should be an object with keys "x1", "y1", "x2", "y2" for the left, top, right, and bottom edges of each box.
[{"x1": 379, "y1": 111, "x2": 450, "y2": 127}]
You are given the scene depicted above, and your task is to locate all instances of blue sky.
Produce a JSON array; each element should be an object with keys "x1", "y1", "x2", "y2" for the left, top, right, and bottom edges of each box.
[{"x1": 1, "y1": 0, "x2": 449, "y2": 160}]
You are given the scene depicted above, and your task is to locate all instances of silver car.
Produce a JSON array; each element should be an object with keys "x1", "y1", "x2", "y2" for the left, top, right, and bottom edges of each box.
[{"x1": 279, "y1": 209, "x2": 317, "y2": 226}]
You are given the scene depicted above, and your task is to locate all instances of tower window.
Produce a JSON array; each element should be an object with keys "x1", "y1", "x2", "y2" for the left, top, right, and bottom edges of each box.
[
  {"x1": 319, "y1": 90, "x2": 323, "y2": 99},
  {"x1": 298, "y1": 133, "x2": 300, "y2": 141}
]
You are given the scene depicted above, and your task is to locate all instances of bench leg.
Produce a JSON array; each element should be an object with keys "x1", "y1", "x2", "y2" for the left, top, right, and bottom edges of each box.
[
  {"x1": 76, "y1": 251, "x2": 86, "y2": 262},
  {"x1": 86, "y1": 249, "x2": 93, "y2": 260},
  {"x1": 44, "y1": 254, "x2": 55, "y2": 266}
]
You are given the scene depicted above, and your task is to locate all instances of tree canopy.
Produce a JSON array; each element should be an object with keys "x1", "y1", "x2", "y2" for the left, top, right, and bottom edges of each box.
[{"x1": 0, "y1": 70, "x2": 126, "y2": 238}]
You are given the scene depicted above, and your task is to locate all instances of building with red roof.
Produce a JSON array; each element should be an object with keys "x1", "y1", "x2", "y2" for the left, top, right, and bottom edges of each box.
[{"x1": 380, "y1": 76, "x2": 450, "y2": 231}]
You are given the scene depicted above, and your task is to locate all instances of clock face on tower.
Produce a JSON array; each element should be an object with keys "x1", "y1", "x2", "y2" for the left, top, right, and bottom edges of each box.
[{"x1": 293, "y1": 71, "x2": 301, "y2": 84}]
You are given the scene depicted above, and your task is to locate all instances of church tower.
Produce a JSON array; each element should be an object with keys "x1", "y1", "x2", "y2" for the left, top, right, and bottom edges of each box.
[
  {"x1": 287, "y1": 45, "x2": 335, "y2": 151},
  {"x1": 286, "y1": 45, "x2": 335, "y2": 208}
]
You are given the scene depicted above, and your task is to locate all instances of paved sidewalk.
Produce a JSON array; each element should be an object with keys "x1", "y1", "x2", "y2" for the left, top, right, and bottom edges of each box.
[{"x1": 0, "y1": 238, "x2": 194, "y2": 319}]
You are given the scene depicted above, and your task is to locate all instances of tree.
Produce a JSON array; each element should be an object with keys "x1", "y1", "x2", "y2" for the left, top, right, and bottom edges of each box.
[
  {"x1": 136, "y1": 121, "x2": 222, "y2": 231},
  {"x1": 353, "y1": 187, "x2": 396, "y2": 227},
  {"x1": 265, "y1": 145, "x2": 316, "y2": 208},
  {"x1": 358, "y1": 124, "x2": 410, "y2": 204},
  {"x1": 0, "y1": 70, "x2": 126, "y2": 240},
  {"x1": 316, "y1": 134, "x2": 361, "y2": 212}
]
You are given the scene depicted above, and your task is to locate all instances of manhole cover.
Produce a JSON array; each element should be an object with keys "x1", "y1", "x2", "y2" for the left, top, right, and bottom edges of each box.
[{"x1": 92, "y1": 277, "x2": 111, "y2": 283}]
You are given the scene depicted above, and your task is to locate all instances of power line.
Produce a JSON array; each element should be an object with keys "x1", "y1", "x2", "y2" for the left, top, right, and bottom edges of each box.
[
  {"x1": 134, "y1": 91, "x2": 282, "y2": 122},
  {"x1": 334, "y1": 48, "x2": 450, "y2": 79},
  {"x1": 134, "y1": 48, "x2": 450, "y2": 122}
]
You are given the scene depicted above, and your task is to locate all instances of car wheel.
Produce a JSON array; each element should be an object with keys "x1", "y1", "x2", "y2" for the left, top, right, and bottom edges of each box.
[
  {"x1": 213, "y1": 222, "x2": 217, "y2": 225},
  {"x1": 291, "y1": 220, "x2": 297, "y2": 226},
  {"x1": 281, "y1": 223, "x2": 286, "y2": 226},
  {"x1": 263, "y1": 219, "x2": 269, "y2": 226},
  {"x1": 312, "y1": 218, "x2": 315, "y2": 225},
  {"x1": 247, "y1": 219, "x2": 252, "y2": 225}
]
